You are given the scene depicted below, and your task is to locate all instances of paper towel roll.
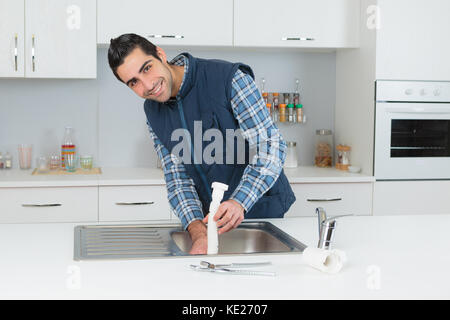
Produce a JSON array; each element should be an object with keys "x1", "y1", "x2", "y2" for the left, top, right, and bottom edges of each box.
[{"x1": 302, "y1": 247, "x2": 347, "y2": 274}]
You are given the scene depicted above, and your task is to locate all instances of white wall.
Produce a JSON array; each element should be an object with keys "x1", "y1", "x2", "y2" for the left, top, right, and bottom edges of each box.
[{"x1": 0, "y1": 47, "x2": 336, "y2": 168}]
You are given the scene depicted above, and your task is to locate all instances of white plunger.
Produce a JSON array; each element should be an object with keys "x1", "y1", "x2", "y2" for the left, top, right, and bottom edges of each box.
[{"x1": 207, "y1": 182, "x2": 229, "y2": 255}]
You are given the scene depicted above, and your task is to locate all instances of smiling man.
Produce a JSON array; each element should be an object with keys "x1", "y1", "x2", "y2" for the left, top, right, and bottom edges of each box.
[{"x1": 108, "y1": 33, "x2": 295, "y2": 254}]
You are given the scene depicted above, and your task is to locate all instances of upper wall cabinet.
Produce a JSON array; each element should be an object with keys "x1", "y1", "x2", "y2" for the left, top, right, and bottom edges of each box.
[
  {"x1": 0, "y1": 0, "x2": 25, "y2": 77},
  {"x1": 234, "y1": 0, "x2": 360, "y2": 48},
  {"x1": 0, "y1": 0, "x2": 96, "y2": 79},
  {"x1": 376, "y1": 0, "x2": 450, "y2": 81},
  {"x1": 97, "y1": 0, "x2": 233, "y2": 47}
]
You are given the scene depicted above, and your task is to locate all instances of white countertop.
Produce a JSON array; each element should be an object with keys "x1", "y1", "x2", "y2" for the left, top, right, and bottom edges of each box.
[
  {"x1": 1, "y1": 214, "x2": 449, "y2": 299},
  {"x1": 0, "y1": 166, "x2": 374, "y2": 188}
]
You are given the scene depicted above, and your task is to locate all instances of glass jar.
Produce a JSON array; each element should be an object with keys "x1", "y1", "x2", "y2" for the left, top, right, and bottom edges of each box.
[
  {"x1": 314, "y1": 129, "x2": 333, "y2": 168},
  {"x1": 284, "y1": 141, "x2": 298, "y2": 168},
  {"x1": 4, "y1": 152, "x2": 12, "y2": 169},
  {"x1": 278, "y1": 104, "x2": 287, "y2": 123},
  {"x1": 336, "y1": 144, "x2": 351, "y2": 170}
]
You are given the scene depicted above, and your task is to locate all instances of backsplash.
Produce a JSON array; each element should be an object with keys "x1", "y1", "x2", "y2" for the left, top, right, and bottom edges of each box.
[{"x1": 0, "y1": 48, "x2": 336, "y2": 169}]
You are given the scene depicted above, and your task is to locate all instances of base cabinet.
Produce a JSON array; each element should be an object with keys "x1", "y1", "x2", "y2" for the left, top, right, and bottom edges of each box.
[
  {"x1": 99, "y1": 185, "x2": 171, "y2": 222},
  {"x1": 373, "y1": 181, "x2": 450, "y2": 215},
  {"x1": 0, "y1": 186, "x2": 98, "y2": 223},
  {"x1": 286, "y1": 182, "x2": 373, "y2": 217},
  {"x1": 0, "y1": 181, "x2": 375, "y2": 223}
]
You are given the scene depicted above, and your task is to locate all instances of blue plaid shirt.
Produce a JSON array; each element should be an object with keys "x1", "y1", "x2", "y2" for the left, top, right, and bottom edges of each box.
[{"x1": 146, "y1": 54, "x2": 286, "y2": 229}]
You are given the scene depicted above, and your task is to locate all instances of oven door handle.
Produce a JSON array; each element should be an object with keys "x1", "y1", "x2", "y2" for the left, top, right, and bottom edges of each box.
[{"x1": 386, "y1": 106, "x2": 450, "y2": 114}]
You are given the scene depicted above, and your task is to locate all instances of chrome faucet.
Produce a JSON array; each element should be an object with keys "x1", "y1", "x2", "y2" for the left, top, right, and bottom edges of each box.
[{"x1": 316, "y1": 207, "x2": 352, "y2": 250}]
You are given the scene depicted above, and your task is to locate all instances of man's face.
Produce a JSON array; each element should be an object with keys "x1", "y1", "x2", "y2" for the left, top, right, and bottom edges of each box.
[{"x1": 116, "y1": 47, "x2": 174, "y2": 102}]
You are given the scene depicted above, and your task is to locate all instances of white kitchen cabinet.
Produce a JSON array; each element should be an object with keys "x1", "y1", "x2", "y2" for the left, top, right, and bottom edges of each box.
[
  {"x1": 373, "y1": 181, "x2": 450, "y2": 215},
  {"x1": 376, "y1": 0, "x2": 450, "y2": 81},
  {"x1": 0, "y1": 0, "x2": 96, "y2": 78},
  {"x1": 285, "y1": 182, "x2": 373, "y2": 217},
  {"x1": 99, "y1": 185, "x2": 171, "y2": 222},
  {"x1": 336, "y1": 0, "x2": 450, "y2": 177},
  {"x1": 97, "y1": 0, "x2": 233, "y2": 47},
  {"x1": 0, "y1": 186, "x2": 98, "y2": 223},
  {"x1": 0, "y1": 0, "x2": 24, "y2": 77},
  {"x1": 24, "y1": 0, "x2": 96, "y2": 78},
  {"x1": 234, "y1": 0, "x2": 360, "y2": 48}
]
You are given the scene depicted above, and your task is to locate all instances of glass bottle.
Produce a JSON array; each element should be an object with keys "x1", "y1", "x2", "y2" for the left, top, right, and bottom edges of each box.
[
  {"x1": 272, "y1": 92, "x2": 279, "y2": 122},
  {"x1": 294, "y1": 79, "x2": 300, "y2": 105},
  {"x1": 272, "y1": 92, "x2": 279, "y2": 109},
  {"x1": 262, "y1": 92, "x2": 268, "y2": 105},
  {"x1": 314, "y1": 129, "x2": 333, "y2": 168},
  {"x1": 266, "y1": 103, "x2": 272, "y2": 120},
  {"x1": 296, "y1": 104, "x2": 303, "y2": 123},
  {"x1": 287, "y1": 104, "x2": 295, "y2": 122},
  {"x1": 0, "y1": 152, "x2": 4, "y2": 169},
  {"x1": 278, "y1": 104, "x2": 287, "y2": 123},
  {"x1": 61, "y1": 126, "x2": 76, "y2": 169},
  {"x1": 283, "y1": 92, "x2": 291, "y2": 105}
]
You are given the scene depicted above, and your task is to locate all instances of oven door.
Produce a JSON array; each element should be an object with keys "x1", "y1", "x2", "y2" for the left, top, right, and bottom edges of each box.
[{"x1": 374, "y1": 102, "x2": 450, "y2": 180}]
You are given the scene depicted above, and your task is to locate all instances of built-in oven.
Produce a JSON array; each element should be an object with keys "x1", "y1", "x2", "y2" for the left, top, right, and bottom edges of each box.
[{"x1": 374, "y1": 80, "x2": 450, "y2": 180}]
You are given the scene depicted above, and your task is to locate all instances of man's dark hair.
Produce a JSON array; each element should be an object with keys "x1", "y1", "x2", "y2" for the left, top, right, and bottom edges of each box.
[{"x1": 108, "y1": 33, "x2": 161, "y2": 83}]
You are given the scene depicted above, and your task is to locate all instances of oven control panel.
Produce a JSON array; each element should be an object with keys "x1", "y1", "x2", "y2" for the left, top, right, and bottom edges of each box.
[{"x1": 376, "y1": 80, "x2": 450, "y2": 102}]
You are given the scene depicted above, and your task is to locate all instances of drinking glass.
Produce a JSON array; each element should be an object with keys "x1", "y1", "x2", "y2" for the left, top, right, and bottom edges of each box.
[
  {"x1": 49, "y1": 155, "x2": 61, "y2": 170},
  {"x1": 18, "y1": 144, "x2": 32, "y2": 169},
  {"x1": 80, "y1": 155, "x2": 93, "y2": 170},
  {"x1": 36, "y1": 156, "x2": 49, "y2": 173},
  {"x1": 64, "y1": 154, "x2": 78, "y2": 172}
]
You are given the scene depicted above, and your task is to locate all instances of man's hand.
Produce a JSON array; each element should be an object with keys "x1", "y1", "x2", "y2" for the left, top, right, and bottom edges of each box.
[
  {"x1": 187, "y1": 220, "x2": 208, "y2": 255},
  {"x1": 202, "y1": 199, "x2": 244, "y2": 235}
]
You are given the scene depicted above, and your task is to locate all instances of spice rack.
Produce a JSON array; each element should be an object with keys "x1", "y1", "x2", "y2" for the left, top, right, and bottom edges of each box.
[{"x1": 260, "y1": 78, "x2": 306, "y2": 125}]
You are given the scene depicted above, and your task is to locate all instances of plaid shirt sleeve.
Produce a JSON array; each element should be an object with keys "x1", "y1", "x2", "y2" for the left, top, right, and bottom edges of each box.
[
  {"x1": 146, "y1": 121, "x2": 204, "y2": 230},
  {"x1": 229, "y1": 69, "x2": 287, "y2": 213}
]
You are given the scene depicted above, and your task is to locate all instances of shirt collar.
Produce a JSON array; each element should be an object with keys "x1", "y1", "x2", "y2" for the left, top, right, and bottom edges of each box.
[{"x1": 169, "y1": 54, "x2": 189, "y2": 99}]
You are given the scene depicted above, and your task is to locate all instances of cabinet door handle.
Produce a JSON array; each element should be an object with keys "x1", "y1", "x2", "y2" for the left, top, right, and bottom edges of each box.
[
  {"x1": 31, "y1": 34, "x2": 36, "y2": 72},
  {"x1": 14, "y1": 33, "x2": 18, "y2": 71},
  {"x1": 281, "y1": 37, "x2": 315, "y2": 41},
  {"x1": 22, "y1": 203, "x2": 62, "y2": 207},
  {"x1": 115, "y1": 202, "x2": 155, "y2": 206},
  {"x1": 307, "y1": 198, "x2": 342, "y2": 202},
  {"x1": 148, "y1": 34, "x2": 184, "y2": 39}
]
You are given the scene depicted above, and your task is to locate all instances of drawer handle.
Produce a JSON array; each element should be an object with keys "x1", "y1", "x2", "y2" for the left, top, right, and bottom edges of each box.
[
  {"x1": 281, "y1": 37, "x2": 315, "y2": 41},
  {"x1": 307, "y1": 198, "x2": 342, "y2": 202},
  {"x1": 148, "y1": 34, "x2": 184, "y2": 39},
  {"x1": 115, "y1": 202, "x2": 155, "y2": 206},
  {"x1": 22, "y1": 203, "x2": 62, "y2": 207}
]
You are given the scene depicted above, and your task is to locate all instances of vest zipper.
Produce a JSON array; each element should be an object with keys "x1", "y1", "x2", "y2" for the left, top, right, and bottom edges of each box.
[{"x1": 176, "y1": 98, "x2": 212, "y2": 200}]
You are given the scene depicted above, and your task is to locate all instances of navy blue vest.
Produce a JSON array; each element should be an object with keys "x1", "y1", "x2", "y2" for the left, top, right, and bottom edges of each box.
[{"x1": 144, "y1": 53, "x2": 295, "y2": 219}]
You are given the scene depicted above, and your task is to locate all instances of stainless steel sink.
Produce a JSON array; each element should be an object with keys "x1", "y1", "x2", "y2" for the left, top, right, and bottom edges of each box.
[{"x1": 74, "y1": 221, "x2": 307, "y2": 261}]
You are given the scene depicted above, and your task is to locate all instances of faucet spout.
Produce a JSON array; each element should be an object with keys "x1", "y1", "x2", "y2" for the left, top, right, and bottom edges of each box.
[
  {"x1": 316, "y1": 207, "x2": 352, "y2": 250},
  {"x1": 316, "y1": 207, "x2": 327, "y2": 237}
]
